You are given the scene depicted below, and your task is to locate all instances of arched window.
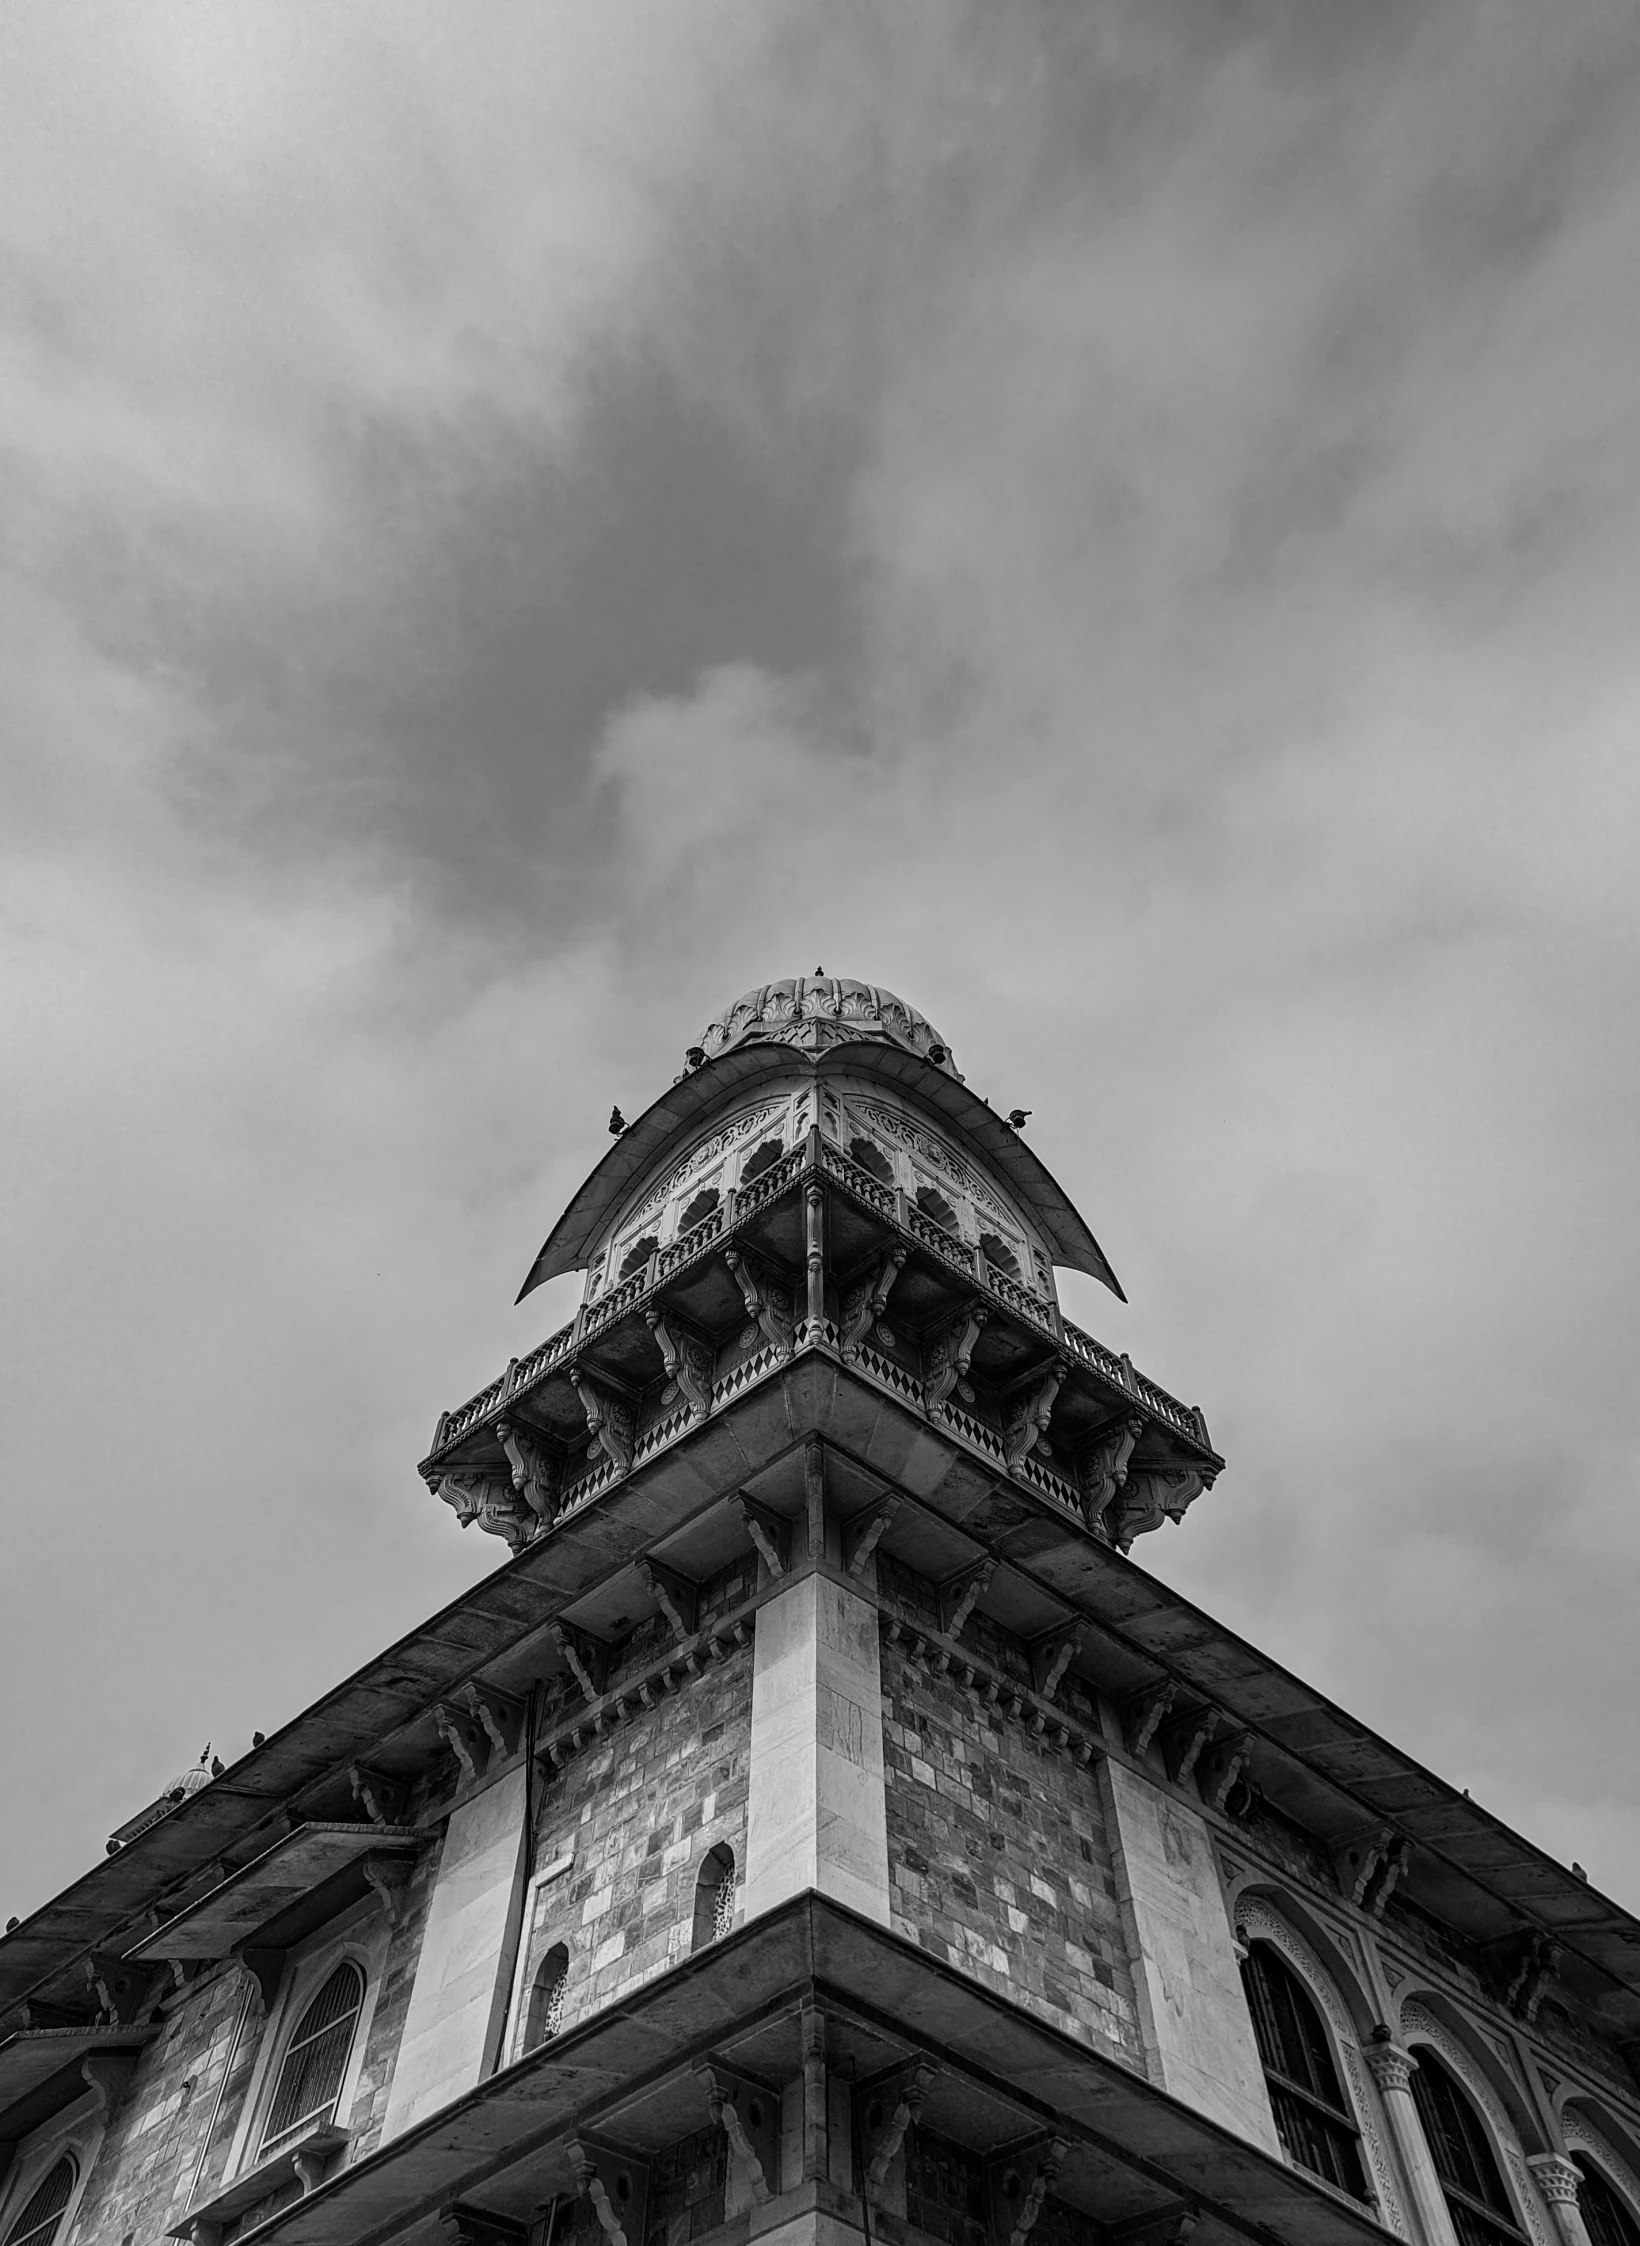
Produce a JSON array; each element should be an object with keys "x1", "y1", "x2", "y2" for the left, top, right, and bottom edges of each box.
[
  {"x1": 740, "y1": 1140, "x2": 783, "y2": 1186},
  {"x1": 1240, "y1": 1943, "x2": 1367, "y2": 2201},
  {"x1": 915, "y1": 1185, "x2": 959, "y2": 1234},
  {"x1": 5, "y1": 2157, "x2": 76, "y2": 2246},
  {"x1": 848, "y1": 1136, "x2": 894, "y2": 1187},
  {"x1": 678, "y1": 1188, "x2": 720, "y2": 1233},
  {"x1": 692, "y1": 1844, "x2": 736, "y2": 1952},
  {"x1": 260, "y1": 1961, "x2": 365, "y2": 2159},
  {"x1": 618, "y1": 1235, "x2": 659, "y2": 1283},
  {"x1": 524, "y1": 1943, "x2": 569, "y2": 2052},
  {"x1": 978, "y1": 1230, "x2": 1022, "y2": 1281},
  {"x1": 1409, "y1": 2049, "x2": 1523, "y2": 2246},
  {"x1": 1574, "y1": 2159, "x2": 1640, "y2": 2246}
]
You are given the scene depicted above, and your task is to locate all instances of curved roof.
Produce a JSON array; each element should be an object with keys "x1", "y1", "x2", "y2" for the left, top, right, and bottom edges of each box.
[
  {"x1": 699, "y1": 976, "x2": 962, "y2": 1076},
  {"x1": 516, "y1": 1035, "x2": 1125, "y2": 1302}
]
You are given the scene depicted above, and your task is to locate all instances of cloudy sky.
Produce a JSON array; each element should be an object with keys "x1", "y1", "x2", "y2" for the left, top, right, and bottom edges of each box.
[{"x1": 4, "y1": 1, "x2": 1639, "y2": 1925}]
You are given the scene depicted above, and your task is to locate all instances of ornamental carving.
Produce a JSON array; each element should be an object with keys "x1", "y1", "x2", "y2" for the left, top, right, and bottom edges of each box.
[
  {"x1": 1399, "y1": 2003, "x2": 1551, "y2": 2246},
  {"x1": 1003, "y1": 1359, "x2": 1067, "y2": 1470},
  {"x1": 646, "y1": 1307, "x2": 714, "y2": 1422},
  {"x1": 923, "y1": 1304, "x2": 987, "y2": 1418},
  {"x1": 853, "y1": 1100, "x2": 1018, "y2": 1233},
  {"x1": 429, "y1": 1469, "x2": 537, "y2": 1553},
  {"x1": 724, "y1": 1246, "x2": 794, "y2": 1361},
  {"x1": 569, "y1": 1367, "x2": 634, "y2": 1478},
  {"x1": 1108, "y1": 1466, "x2": 1210, "y2": 1551},
  {"x1": 1236, "y1": 1898, "x2": 1407, "y2": 2237},
  {"x1": 1559, "y1": 2110, "x2": 1640, "y2": 2233},
  {"x1": 495, "y1": 1417, "x2": 560, "y2": 1527},
  {"x1": 840, "y1": 1246, "x2": 907, "y2": 1361},
  {"x1": 1081, "y1": 1414, "x2": 1143, "y2": 1538}
]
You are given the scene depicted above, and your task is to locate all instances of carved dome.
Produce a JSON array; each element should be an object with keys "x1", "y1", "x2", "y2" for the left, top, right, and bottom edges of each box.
[{"x1": 698, "y1": 976, "x2": 960, "y2": 1076}]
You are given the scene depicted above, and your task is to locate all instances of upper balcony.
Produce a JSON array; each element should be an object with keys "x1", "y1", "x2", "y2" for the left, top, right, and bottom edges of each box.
[{"x1": 420, "y1": 1133, "x2": 1222, "y2": 1558}]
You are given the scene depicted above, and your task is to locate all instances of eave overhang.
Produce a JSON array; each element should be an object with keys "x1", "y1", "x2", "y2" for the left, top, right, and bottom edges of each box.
[
  {"x1": 220, "y1": 1895, "x2": 1394, "y2": 2246},
  {"x1": 5, "y1": 1354, "x2": 1638, "y2": 2037},
  {"x1": 516, "y1": 1042, "x2": 1125, "y2": 1302},
  {"x1": 0, "y1": 2023, "x2": 159, "y2": 2142},
  {"x1": 126, "y1": 1824, "x2": 426, "y2": 1964}
]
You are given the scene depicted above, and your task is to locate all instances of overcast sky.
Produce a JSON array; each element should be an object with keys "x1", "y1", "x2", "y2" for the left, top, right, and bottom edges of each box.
[{"x1": 4, "y1": 2, "x2": 1639, "y2": 1927}]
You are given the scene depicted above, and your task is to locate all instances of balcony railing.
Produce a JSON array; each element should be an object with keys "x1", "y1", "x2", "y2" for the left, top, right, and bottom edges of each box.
[{"x1": 426, "y1": 1140, "x2": 1213, "y2": 1468}]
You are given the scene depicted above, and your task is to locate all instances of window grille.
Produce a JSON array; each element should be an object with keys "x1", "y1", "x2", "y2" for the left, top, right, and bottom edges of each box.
[
  {"x1": 1240, "y1": 1945, "x2": 1368, "y2": 2202},
  {"x1": 4, "y1": 2157, "x2": 76, "y2": 2246},
  {"x1": 618, "y1": 1235, "x2": 659, "y2": 1282},
  {"x1": 525, "y1": 1945, "x2": 569, "y2": 2051},
  {"x1": 711, "y1": 1866, "x2": 738, "y2": 1941},
  {"x1": 1575, "y1": 2160, "x2": 1640, "y2": 2246},
  {"x1": 1408, "y1": 2050, "x2": 1523, "y2": 2246},
  {"x1": 260, "y1": 1961, "x2": 365, "y2": 2158}
]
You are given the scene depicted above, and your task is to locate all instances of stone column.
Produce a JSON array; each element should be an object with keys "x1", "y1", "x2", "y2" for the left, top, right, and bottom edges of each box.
[
  {"x1": 1363, "y1": 2039, "x2": 1461, "y2": 2246},
  {"x1": 1528, "y1": 2156, "x2": 1596, "y2": 2246},
  {"x1": 742, "y1": 1570, "x2": 890, "y2": 1927}
]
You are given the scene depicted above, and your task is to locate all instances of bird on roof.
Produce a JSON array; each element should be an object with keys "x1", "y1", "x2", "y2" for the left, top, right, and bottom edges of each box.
[
  {"x1": 1007, "y1": 1109, "x2": 1032, "y2": 1129},
  {"x1": 608, "y1": 1106, "x2": 627, "y2": 1135}
]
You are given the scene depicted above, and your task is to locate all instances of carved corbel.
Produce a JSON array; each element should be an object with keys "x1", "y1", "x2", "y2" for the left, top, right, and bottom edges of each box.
[
  {"x1": 238, "y1": 1946, "x2": 285, "y2": 2010},
  {"x1": 1123, "y1": 1678, "x2": 1178, "y2": 1757},
  {"x1": 724, "y1": 1246, "x2": 796, "y2": 1361},
  {"x1": 291, "y1": 2143, "x2": 334, "y2": 2195},
  {"x1": 80, "y1": 2051, "x2": 138, "y2": 2119},
  {"x1": 1032, "y1": 1624, "x2": 1087, "y2": 1704},
  {"x1": 1336, "y1": 1829, "x2": 1411, "y2": 1917},
  {"x1": 1363, "y1": 1834, "x2": 1410, "y2": 1917},
  {"x1": 865, "y1": 2061, "x2": 935, "y2": 2196},
  {"x1": 457, "y1": 1682, "x2": 525, "y2": 1762},
  {"x1": 922, "y1": 1304, "x2": 988, "y2": 1419},
  {"x1": 549, "y1": 1621, "x2": 608, "y2": 1704},
  {"x1": 494, "y1": 1417, "x2": 561, "y2": 1527},
  {"x1": 567, "y1": 2143, "x2": 642, "y2": 2246},
  {"x1": 1002, "y1": 2137, "x2": 1070, "y2": 2246},
  {"x1": 1109, "y1": 1466, "x2": 1209, "y2": 1552},
  {"x1": 428, "y1": 1469, "x2": 536, "y2": 1553},
  {"x1": 1502, "y1": 1930, "x2": 1562, "y2": 2023},
  {"x1": 939, "y1": 1559, "x2": 996, "y2": 1643},
  {"x1": 1080, "y1": 1413, "x2": 1144, "y2": 1536},
  {"x1": 85, "y1": 1953, "x2": 164, "y2": 2027},
  {"x1": 730, "y1": 1494, "x2": 788, "y2": 1581},
  {"x1": 570, "y1": 1367, "x2": 635, "y2": 1479},
  {"x1": 432, "y1": 1701, "x2": 491, "y2": 1786},
  {"x1": 840, "y1": 1245, "x2": 908, "y2": 1360},
  {"x1": 698, "y1": 2065, "x2": 775, "y2": 2206},
  {"x1": 1159, "y1": 1705, "x2": 1220, "y2": 1786},
  {"x1": 1198, "y1": 1731, "x2": 1253, "y2": 1814},
  {"x1": 361, "y1": 1854, "x2": 414, "y2": 1926},
  {"x1": 1003, "y1": 1359, "x2": 1067, "y2": 1471},
  {"x1": 645, "y1": 1306, "x2": 715, "y2": 1423},
  {"x1": 845, "y1": 1496, "x2": 901, "y2": 1578},
  {"x1": 636, "y1": 1557, "x2": 698, "y2": 1641},
  {"x1": 349, "y1": 1764, "x2": 410, "y2": 1828}
]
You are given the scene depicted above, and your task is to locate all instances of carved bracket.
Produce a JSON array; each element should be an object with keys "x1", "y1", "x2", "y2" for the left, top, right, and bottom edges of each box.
[
  {"x1": 992, "y1": 2136, "x2": 1070, "y2": 2246},
  {"x1": 1109, "y1": 1467, "x2": 1210, "y2": 1553},
  {"x1": 569, "y1": 1367, "x2": 635, "y2": 1479},
  {"x1": 494, "y1": 1417, "x2": 561, "y2": 1527},
  {"x1": 1031, "y1": 1624, "x2": 1087, "y2": 1704},
  {"x1": 1159, "y1": 1705, "x2": 1221, "y2": 1786},
  {"x1": 80, "y1": 2050, "x2": 138, "y2": 2120},
  {"x1": 427, "y1": 1468, "x2": 536, "y2": 1553},
  {"x1": 456, "y1": 1682, "x2": 525, "y2": 1763},
  {"x1": 646, "y1": 1307, "x2": 715, "y2": 1423},
  {"x1": 864, "y1": 2060, "x2": 935, "y2": 2197},
  {"x1": 636, "y1": 1557, "x2": 698, "y2": 1641},
  {"x1": 567, "y1": 2140, "x2": 647, "y2": 2246},
  {"x1": 841, "y1": 1245, "x2": 908, "y2": 1361},
  {"x1": 939, "y1": 1559, "x2": 996, "y2": 1644},
  {"x1": 724, "y1": 1246, "x2": 795, "y2": 1361},
  {"x1": 1080, "y1": 1413, "x2": 1144, "y2": 1537},
  {"x1": 1334, "y1": 1828, "x2": 1411, "y2": 1918},
  {"x1": 845, "y1": 1496, "x2": 901, "y2": 1578},
  {"x1": 697, "y1": 2063, "x2": 776, "y2": 2206},
  {"x1": 1003, "y1": 1359, "x2": 1068, "y2": 1472},
  {"x1": 922, "y1": 1305, "x2": 988, "y2": 1419},
  {"x1": 1122, "y1": 1678, "x2": 1178, "y2": 1759},
  {"x1": 349, "y1": 1764, "x2": 410, "y2": 1828},
  {"x1": 730, "y1": 1494, "x2": 788, "y2": 1581},
  {"x1": 1500, "y1": 1930, "x2": 1563, "y2": 2023},
  {"x1": 549, "y1": 1621, "x2": 609, "y2": 1704},
  {"x1": 432, "y1": 1702, "x2": 492, "y2": 1787},
  {"x1": 1198, "y1": 1731, "x2": 1253, "y2": 1814},
  {"x1": 85, "y1": 1952, "x2": 165, "y2": 2027},
  {"x1": 361, "y1": 1854, "x2": 415, "y2": 1927}
]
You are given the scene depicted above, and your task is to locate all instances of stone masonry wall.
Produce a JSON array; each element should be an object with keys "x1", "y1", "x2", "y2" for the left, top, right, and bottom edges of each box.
[
  {"x1": 520, "y1": 1633, "x2": 753, "y2": 2036},
  {"x1": 64, "y1": 1961, "x2": 253, "y2": 2246},
  {"x1": 881, "y1": 1639, "x2": 1144, "y2": 2071}
]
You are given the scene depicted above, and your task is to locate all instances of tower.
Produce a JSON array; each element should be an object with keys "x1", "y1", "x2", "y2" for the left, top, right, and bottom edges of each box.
[{"x1": 3, "y1": 978, "x2": 1638, "y2": 2246}]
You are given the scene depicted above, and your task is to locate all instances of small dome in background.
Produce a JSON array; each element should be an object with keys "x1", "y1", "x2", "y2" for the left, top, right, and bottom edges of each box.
[
  {"x1": 166, "y1": 1747, "x2": 214, "y2": 1803},
  {"x1": 698, "y1": 976, "x2": 959, "y2": 1076}
]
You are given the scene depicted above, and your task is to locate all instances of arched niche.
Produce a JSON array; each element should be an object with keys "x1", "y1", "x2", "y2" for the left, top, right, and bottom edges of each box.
[
  {"x1": 1236, "y1": 1894, "x2": 1408, "y2": 2235},
  {"x1": 1401, "y1": 2001, "x2": 1553, "y2": 2246}
]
